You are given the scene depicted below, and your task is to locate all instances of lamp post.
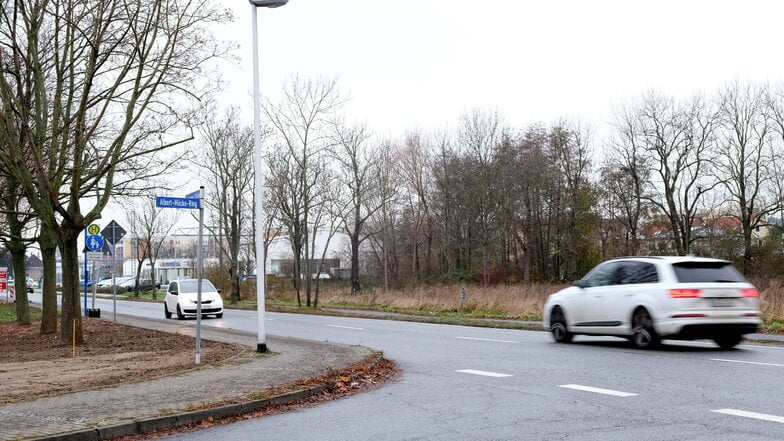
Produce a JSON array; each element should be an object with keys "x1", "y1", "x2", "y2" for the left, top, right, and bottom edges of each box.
[{"x1": 250, "y1": 0, "x2": 287, "y2": 353}]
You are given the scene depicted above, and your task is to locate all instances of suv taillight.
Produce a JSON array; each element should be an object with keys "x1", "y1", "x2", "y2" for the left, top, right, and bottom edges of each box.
[
  {"x1": 740, "y1": 288, "x2": 759, "y2": 298},
  {"x1": 669, "y1": 289, "x2": 702, "y2": 298}
]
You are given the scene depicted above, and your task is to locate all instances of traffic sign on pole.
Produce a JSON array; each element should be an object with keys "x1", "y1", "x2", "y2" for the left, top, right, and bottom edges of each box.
[
  {"x1": 85, "y1": 234, "x2": 104, "y2": 252},
  {"x1": 102, "y1": 220, "x2": 126, "y2": 246}
]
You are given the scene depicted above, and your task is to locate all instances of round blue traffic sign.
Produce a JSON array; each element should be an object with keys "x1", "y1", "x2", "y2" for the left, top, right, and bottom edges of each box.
[{"x1": 86, "y1": 234, "x2": 104, "y2": 252}]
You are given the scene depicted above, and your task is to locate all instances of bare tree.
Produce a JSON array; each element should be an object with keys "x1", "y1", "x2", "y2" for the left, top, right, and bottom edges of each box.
[
  {"x1": 329, "y1": 120, "x2": 393, "y2": 293},
  {"x1": 365, "y1": 139, "x2": 403, "y2": 289},
  {"x1": 397, "y1": 130, "x2": 437, "y2": 283},
  {"x1": 123, "y1": 195, "x2": 176, "y2": 298},
  {"x1": 765, "y1": 83, "x2": 784, "y2": 251},
  {"x1": 195, "y1": 107, "x2": 254, "y2": 304},
  {"x1": 715, "y1": 80, "x2": 777, "y2": 274},
  {"x1": 0, "y1": 0, "x2": 233, "y2": 342},
  {"x1": 604, "y1": 101, "x2": 654, "y2": 256},
  {"x1": 263, "y1": 75, "x2": 345, "y2": 307},
  {"x1": 636, "y1": 91, "x2": 718, "y2": 255},
  {"x1": 549, "y1": 119, "x2": 596, "y2": 279},
  {"x1": 456, "y1": 108, "x2": 504, "y2": 286}
]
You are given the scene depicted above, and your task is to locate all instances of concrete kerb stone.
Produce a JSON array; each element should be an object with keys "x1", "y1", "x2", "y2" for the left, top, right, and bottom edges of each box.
[{"x1": 29, "y1": 384, "x2": 330, "y2": 441}]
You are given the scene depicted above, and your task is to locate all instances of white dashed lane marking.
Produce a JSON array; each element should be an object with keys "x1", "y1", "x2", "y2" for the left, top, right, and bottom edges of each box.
[
  {"x1": 711, "y1": 358, "x2": 784, "y2": 368},
  {"x1": 456, "y1": 337, "x2": 518, "y2": 343},
  {"x1": 327, "y1": 325, "x2": 364, "y2": 330},
  {"x1": 712, "y1": 409, "x2": 784, "y2": 424},
  {"x1": 456, "y1": 369, "x2": 513, "y2": 378},
  {"x1": 558, "y1": 384, "x2": 638, "y2": 397}
]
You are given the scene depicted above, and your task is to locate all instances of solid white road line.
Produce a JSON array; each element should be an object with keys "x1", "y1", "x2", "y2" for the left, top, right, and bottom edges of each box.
[
  {"x1": 456, "y1": 369, "x2": 513, "y2": 378},
  {"x1": 711, "y1": 358, "x2": 784, "y2": 368},
  {"x1": 742, "y1": 345, "x2": 784, "y2": 350},
  {"x1": 456, "y1": 337, "x2": 518, "y2": 343},
  {"x1": 327, "y1": 325, "x2": 364, "y2": 330},
  {"x1": 712, "y1": 409, "x2": 784, "y2": 424},
  {"x1": 558, "y1": 384, "x2": 638, "y2": 397}
]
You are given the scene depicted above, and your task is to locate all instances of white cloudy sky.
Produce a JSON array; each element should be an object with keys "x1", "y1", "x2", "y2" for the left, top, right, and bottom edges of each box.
[{"x1": 215, "y1": 0, "x2": 784, "y2": 136}]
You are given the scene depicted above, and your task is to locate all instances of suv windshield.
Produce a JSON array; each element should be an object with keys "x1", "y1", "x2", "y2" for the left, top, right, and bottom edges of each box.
[
  {"x1": 672, "y1": 261, "x2": 747, "y2": 283},
  {"x1": 178, "y1": 280, "x2": 217, "y2": 293}
]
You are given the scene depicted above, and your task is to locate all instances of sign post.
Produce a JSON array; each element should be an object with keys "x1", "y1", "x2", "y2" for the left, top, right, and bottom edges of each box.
[
  {"x1": 157, "y1": 187, "x2": 204, "y2": 364},
  {"x1": 102, "y1": 220, "x2": 126, "y2": 321},
  {"x1": 84, "y1": 232, "x2": 104, "y2": 315}
]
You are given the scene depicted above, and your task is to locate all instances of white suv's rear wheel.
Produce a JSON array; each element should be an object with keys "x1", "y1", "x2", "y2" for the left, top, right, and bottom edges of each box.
[
  {"x1": 631, "y1": 308, "x2": 659, "y2": 349},
  {"x1": 714, "y1": 334, "x2": 742, "y2": 350}
]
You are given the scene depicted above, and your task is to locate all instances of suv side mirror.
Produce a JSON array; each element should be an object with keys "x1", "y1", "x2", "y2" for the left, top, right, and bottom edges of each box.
[{"x1": 573, "y1": 280, "x2": 587, "y2": 289}]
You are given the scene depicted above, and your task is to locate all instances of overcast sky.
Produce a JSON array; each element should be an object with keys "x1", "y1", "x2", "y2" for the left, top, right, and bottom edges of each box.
[{"x1": 216, "y1": 0, "x2": 784, "y2": 136}]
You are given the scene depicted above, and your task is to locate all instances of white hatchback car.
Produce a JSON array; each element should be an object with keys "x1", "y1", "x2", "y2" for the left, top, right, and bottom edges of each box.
[
  {"x1": 543, "y1": 256, "x2": 760, "y2": 349},
  {"x1": 164, "y1": 279, "x2": 224, "y2": 319}
]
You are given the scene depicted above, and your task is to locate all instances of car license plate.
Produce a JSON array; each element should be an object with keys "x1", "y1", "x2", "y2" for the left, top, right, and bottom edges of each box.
[{"x1": 710, "y1": 298, "x2": 734, "y2": 307}]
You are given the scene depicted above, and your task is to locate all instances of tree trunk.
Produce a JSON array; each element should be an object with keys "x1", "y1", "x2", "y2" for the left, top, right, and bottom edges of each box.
[
  {"x1": 9, "y1": 241, "x2": 30, "y2": 326},
  {"x1": 134, "y1": 260, "x2": 144, "y2": 297},
  {"x1": 350, "y1": 232, "x2": 361, "y2": 294},
  {"x1": 59, "y1": 227, "x2": 84, "y2": 344},
  {"x1": 743, "y1": 228, "x2": 753, "y2": 276},
  {"x1": 39, "y1": 226, "x2": 58, "y2": 334}
]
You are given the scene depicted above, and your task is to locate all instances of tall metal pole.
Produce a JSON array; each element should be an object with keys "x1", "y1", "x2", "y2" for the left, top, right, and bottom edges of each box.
[
  {"x1": 83, "y1": 228, "x2": 88, "y2": 316},
  {"x1": 251, "y1": 4, "x2": 268, "y2": 353},
  {"x1": 112, "y1": 239, "x2": 117, "y2": 322},
  {"x1": 195, "y1": 186, "x2": 205, "y2": 365}
]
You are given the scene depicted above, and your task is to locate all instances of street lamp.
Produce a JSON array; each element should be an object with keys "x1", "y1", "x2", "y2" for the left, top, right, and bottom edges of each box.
[{"x1": 250, "y1": 0, "x2": 287, "y2": 353}]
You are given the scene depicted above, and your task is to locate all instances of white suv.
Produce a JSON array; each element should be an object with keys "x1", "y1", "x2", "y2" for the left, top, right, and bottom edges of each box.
[
  {"x1": 543, "y1": 256, "x2": 760, "y2": 349},
  {"x1": 164, "y1": 279, "x2": 224, "y2": 319}
]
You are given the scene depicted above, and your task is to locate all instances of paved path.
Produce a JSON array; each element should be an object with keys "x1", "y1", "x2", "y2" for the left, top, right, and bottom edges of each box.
[{"x1": 0, "y1": 315, "x2": 374, "y2": 441}]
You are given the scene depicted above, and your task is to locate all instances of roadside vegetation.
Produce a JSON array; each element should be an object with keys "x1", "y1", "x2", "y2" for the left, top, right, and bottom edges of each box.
[
  {"x1": 0, "y1": 303, "x2": 41, "y2": 323},
  {"x1": 7, "y1": 277, "x2": 783, "y2": 334},
  {"x1": 241, "y1": 278, "x2": 784, "y2": 334}
]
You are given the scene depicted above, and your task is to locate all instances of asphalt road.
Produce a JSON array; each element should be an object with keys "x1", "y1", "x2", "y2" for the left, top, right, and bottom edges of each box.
[{"x1": 29, "y1": 293, "x2": 784, "y2": 440}]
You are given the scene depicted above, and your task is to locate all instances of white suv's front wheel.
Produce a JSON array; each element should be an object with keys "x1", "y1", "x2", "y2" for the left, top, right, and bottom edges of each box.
[{"x1": 549, "y1": 307, "x2": 573, "y2": 343}]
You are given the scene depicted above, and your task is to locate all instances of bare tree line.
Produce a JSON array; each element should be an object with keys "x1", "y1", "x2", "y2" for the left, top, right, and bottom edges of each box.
[{"x1": 244, "y1": 78, "x2": 784, "y2": 296}]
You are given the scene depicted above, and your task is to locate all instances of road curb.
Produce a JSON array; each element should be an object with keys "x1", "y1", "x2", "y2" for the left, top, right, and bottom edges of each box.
[{"x1": 29, "y1": 385, "x2": 325, "y2": 441}]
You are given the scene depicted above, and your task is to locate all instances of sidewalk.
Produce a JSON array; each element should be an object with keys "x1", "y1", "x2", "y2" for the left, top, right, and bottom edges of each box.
[{"x1": 0, "y1": 314, "x2": 374, "y2": 441}]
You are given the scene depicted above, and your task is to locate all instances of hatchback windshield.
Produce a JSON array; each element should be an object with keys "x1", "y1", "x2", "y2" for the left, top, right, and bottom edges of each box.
[
  {"x1": 671, "y1": 261, "x2": 746, "y2": 283},
  {"x1": 178, "y1": 280, "x2": 217, "y2": 293}
]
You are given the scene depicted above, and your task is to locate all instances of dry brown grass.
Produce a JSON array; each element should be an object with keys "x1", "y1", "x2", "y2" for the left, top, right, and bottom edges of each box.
[
  {"x1": 293, "y1": 283, "x2": 567, "y2": 320},
  {"x1": 752, "y1": 278, "x2": 784, "y2": 324},
  {"x1": 270, "y1": 279, "x2": 784, "y2": 325}
]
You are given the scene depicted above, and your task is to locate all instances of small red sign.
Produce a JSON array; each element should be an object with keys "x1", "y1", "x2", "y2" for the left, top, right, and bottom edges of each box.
[
  {"x1": 0, "y1": 282, "x2": 6, "y2": 291},
  {"x1": 0, "y1": 270, "x2": 6, "y2": 279}
]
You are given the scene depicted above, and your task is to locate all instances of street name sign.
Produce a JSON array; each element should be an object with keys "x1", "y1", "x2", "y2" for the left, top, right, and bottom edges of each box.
[
  {"x1": 185, "y1": 189, "x2": 201, "y2": 199},
  {"x1": 156, "y1": 196, "x2": 200, "y2": 210}
]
